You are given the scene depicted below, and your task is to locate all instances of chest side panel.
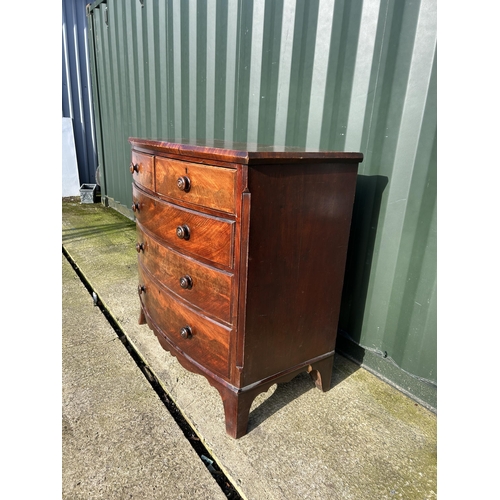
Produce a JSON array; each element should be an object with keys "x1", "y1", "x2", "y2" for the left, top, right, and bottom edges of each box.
[{"x1": 242, "y1": 162, "x2": 359, "y2": 385}]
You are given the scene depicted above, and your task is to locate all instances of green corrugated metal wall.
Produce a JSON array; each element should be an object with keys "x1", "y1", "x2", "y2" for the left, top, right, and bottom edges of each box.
[{"x1": 87, "y1": 0, "x2": 437, "y2": 410}]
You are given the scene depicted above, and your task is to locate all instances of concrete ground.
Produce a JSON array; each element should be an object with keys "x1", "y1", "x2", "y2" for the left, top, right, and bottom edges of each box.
[
  {"x1": 62, "y1": 255, "x2": 226, "y2": 499},
  {"x1": 62, "y1": 197, "x2": 437, "y2": 500}
]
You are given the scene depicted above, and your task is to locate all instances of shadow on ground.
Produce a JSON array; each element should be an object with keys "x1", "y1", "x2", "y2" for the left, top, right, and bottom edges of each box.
[{"x1": 247, "y1": 355, "x2": 359, "y2": 433}]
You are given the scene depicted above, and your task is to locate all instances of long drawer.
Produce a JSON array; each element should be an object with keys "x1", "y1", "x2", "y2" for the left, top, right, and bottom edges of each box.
[
  {"x1": 132, "y1": 184, "x2": 235, "y2": 268},
  {"x1": 155, "y1": 156, "x2": 237, "y2": 214},
  {"x1": 138, "y1": 263, "x2": 231, "y2": 379},
  {"x1": 136, "y1": 224, "x2": 233, "y2": 324}
]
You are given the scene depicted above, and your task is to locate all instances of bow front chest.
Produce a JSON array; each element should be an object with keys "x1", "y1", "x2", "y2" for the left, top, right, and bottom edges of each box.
[{"x1": 129, "y1": 138, "x2": 362, "y2": 438}]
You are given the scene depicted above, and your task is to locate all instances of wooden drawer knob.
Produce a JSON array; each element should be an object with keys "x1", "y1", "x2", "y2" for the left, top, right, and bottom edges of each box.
[
  {"x1": 179, "y1": 275, "x2": 193, "y2": 290},
  {"x1": 176, "y1": 176, "x2": 191, "y2": 192},
  {"x1": 180, "y1": 326, "x2": 192, "y2": 339},
  {"x1": 130, "y1": 162, "x2": 139, "y2": 174},
  {"x1": 176, "y1": 225, "x2": 190, "y2": 240},
  {"x1": 136, "y1": 242, "x2": 145, "y2": 253},
  {"x1": 132, "y1": 202, "x2": 140, "y2": 212},
  {"x1": 137, "y1": 284, "x2": 146, "y2": 294}
]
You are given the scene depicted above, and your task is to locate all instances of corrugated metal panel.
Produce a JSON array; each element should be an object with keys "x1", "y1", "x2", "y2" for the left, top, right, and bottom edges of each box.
[
  {"x1": 87, "y1": 0, "x2": 437, "y2": 410},
  {"x1": 62, "y1": 0, "x2": 98, "y2": 185}
]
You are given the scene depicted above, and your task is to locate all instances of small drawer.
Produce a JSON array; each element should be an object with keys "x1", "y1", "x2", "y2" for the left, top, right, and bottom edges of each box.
[
  {"x1": 138, "y1": 264, "x2": 231, "y2": 379},
  {"x1": 130, "y1": 150, "x2": 154, "y2": 191},
  {"x1": 132, "y1": 185, "x2": 235, "y2": 268},
  {"x1": 156, "y1": 156, "x2": 237, "y2": 214},
  {"x1": 136, "y1": 225, "x2": 233, "y2": 324}
]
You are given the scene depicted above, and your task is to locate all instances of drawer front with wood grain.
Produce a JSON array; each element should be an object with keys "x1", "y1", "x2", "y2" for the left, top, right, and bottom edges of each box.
[
  {"x1": 130, "y1": 150, "x2": 154, "y2": 191},
  {"x1": 156, "y1": 156, "x2": 237, "y2": 214},
  {"x1": 133, "y1": 185, "x2": 235, "y2": 268},
  {"x1": 136, "y1": 224, "x2": 233, "y2": 324},
  {"x1": 138, "y1": 264, "x2": 231, "y2": 379}
]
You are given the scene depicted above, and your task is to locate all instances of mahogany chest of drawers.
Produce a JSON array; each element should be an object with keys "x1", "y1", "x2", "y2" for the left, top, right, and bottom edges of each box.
[{"x1": 129, "y1": 138, "x2": 362, "y2": 438}]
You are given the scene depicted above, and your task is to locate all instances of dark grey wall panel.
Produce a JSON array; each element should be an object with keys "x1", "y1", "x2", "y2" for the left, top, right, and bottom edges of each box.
[{"x1": 62, "y1": 0, "x2": 98, "y2": 185}]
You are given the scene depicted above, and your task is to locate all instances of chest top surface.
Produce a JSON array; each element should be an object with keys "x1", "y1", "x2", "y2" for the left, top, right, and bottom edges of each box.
[{"x1": 129, "y1": 137, "x2": 363, "y2": 165}]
